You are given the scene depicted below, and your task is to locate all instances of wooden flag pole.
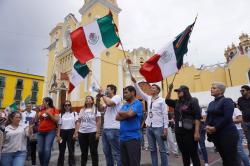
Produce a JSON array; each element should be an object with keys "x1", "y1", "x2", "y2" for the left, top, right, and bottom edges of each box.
[
  {"x1": 109, "y1": 9, "x2": 133, "y2": 77},
  {"x1": 171, "y1": 73, "x2": 177, "y2": 84}
]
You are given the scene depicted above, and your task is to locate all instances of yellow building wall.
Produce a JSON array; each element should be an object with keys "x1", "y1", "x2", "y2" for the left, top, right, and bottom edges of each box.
[
  {"x1": 0, "y1": 70, "x2": 44, "y2": 109},
  {"x1": 228, "y1": 55, "x2": 250, "y2": 86},
  {"x1": 81, "y1": 3, "x2": 119, "y2": 26}
]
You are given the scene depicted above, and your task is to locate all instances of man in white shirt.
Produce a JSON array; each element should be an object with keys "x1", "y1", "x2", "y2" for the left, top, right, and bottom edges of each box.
[
  {"x1": 233, "y1": 105, "x2": 250, "y2": 166},
  {"x1": 96, "y1": 84, "x2": 122, "y2": 166},
  {"x1": 131, "y1": 76, "x2": 168, "y2": 166},
  {"x1": 21, "y1": 103, "x2": 37, "y2": 166}
]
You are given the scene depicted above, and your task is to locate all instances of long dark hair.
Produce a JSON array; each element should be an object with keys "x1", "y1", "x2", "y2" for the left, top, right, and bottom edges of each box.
[
  {"x1": 6, "y1": 111, "x2": 21, "y2": 126},
  {"x1": 43, "y1": 97, "x2": 54, "y2": 108},
  {"x1": 60, "y1": 100, "x2": 72, "y2": 115},
  {"x1": 179, "y1": 88, "x2": 192, "y2": 103},
  {"x1": 84, "y1": 96, "x2": 95, "y2": 109}
]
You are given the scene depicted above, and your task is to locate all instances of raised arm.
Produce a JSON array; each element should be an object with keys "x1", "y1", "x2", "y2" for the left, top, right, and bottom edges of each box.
[
  {"x1": 131, "y1": 76, "x2": 150, "y2": 101},
  {"x1": 165, "y1": 83, "x2": 176, "y2": 108},
  {"x1": 96, "y1": 94, "x2": 105, "y2": 112}
]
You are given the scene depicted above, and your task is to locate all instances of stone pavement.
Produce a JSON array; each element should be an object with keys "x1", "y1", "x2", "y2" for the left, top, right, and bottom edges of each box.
[{"x1": 25, "y1": 138, "x2": 223, "y2": 166}]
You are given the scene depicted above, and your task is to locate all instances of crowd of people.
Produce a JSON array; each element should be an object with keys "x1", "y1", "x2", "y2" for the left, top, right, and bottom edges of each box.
[{"x1": 0, "y1": 76, "x2": 250, "y2": 166}]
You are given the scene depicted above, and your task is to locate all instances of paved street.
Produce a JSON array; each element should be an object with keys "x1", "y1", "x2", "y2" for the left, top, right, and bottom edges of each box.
[{"x1": 25, "y1": 138, "x2": 223, "y2": 166}]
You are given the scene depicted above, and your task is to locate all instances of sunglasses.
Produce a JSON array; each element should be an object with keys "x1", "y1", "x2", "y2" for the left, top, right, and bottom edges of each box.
[{"x1": 64, "y1": 104, "x2": 71, "y2": 107}]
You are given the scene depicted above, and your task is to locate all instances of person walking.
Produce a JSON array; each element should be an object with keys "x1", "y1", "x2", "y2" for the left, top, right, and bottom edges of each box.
[
  {"x1": 131, "y1": 76, "x2": 169, "y2": 166},
  {"x1": 165, "y1": 84, "x2": 201, "y2": 166},
  {"x1": 56, "y1": 100, "x2": 78, "y2": 166},
  {"x1": 233, "y1": 103, "x2": 250, "y2": 166},
  {"x1": 198, "y1": 106, "x2": 209, "y2": 166},
  {"x1": 96, "y1": 84, "x2": 122, "y2": 166},
  {"x1": 166, "y1": 111, "x2": 179, "y2": 158},
  {"x1": 116, "y1": 86, "x2": 143, "y2": 166},
  {"x1": 36, "y1": 97, "x2": 59, "y2": 166},
  {"x1": 22, "y1": 102, "x2": 37, "y2": 166},
  {"x1": 238, "y1": 85, "x2": 250, "y2": 154},
  {"x1": 75, "y1": 96, "x2": 101, "y2": 166},
  {"x1": 206, "y1": 82, "x2": 240, "y2": 166},
  {"x1": 0, "y1": 111, "x2": 32, "y2": 166}
]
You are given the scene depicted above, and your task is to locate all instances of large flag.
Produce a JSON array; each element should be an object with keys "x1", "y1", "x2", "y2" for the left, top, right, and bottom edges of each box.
[
  {"x1": 69, "y1": 61, "x2": 90, "y2": 93},
  {"x1": 70, "y1": 14, "x2": 120, "y2": 64},
  {"x1": 139, "y1": 21, "x2": 196, "y2": 83}
]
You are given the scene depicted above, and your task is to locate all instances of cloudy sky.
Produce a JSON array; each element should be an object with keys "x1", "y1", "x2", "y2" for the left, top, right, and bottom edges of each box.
[{"x1": 1, "y1": 0, "x2": 249, "y2": 76}]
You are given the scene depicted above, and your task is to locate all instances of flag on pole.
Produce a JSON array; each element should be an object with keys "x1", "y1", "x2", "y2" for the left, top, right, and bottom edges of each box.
[
  {"x1": 139, "y1": 21, "x2": 196, "y2": 83},
  {"x1": 70, "y1": 14, "x2": 120, "y2": 64},
  {"x1": 4, "y1": 102, "x2": 17, "y2": 116},
  {"x1": 69, "y1": 61, "x2": 90, "y2": 93}
]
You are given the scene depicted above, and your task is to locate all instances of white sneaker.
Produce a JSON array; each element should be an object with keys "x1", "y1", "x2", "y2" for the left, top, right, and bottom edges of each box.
[
  {"x1": 205, "y1": 163, "x2": 209, "y2": 166},
  {"x1": 190, "y1": 164, "x2": 193, "y2": 166}
]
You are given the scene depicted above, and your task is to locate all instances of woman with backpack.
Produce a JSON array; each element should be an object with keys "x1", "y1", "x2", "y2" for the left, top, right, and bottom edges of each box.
[
  {"x1": 36, "y1": 97, "x2": 59, "y2": 166},
  {"x1": 74, "y1": 96, "x2": 101, "y2": 166},
  {"x1": 57, "y1": 100, "x2": 78, "y2": 166}
]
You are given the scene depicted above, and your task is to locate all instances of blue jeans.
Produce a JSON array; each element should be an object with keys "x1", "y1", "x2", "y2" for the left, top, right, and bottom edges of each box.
[
  {"x1": 37, "y1": 130, "x2": 56, "y2": 166},
  {"x1": 199, "y1": 128, "x2": 208, "y2": 163},
  {"x1": 237, "y1": 129, "x2": 250, "y2": 166},
  {"x1": 0, "y1": 151, "x2": 27, "y2": 166},
  {"x1": 102, "y1": 129, "x2": 121, "y2": 166},
  {"x1": 147, "y1": 127, "x2": 168, "y2": 166}
]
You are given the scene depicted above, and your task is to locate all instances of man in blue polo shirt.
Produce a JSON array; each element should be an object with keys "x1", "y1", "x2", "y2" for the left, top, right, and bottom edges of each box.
[{"x1": 116, "y1": 85, "x2": 143, "y2": 166}]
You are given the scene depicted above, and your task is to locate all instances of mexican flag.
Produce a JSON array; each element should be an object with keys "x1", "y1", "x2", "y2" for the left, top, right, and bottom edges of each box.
[
  {"x1": 140, "y1": 21, "x2": 196, "y2": 83},
  {"x1": 4, "y1": 102, "x2": 17, "y2": 116},
  {"x1": 70, "y1": 14, "x2": 120, "y2": 64},
  {"x1": 69, "y1": 61, "x2": 90, "y2": 93}
]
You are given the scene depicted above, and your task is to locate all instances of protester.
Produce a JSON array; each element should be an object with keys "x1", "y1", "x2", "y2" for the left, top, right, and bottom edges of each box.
[
  {"x1": 199, "y1": 106, "x2": 209, "y2": 166},
  {"x1": 116, "y1": 86, "x2": 143, "y2": 166},
  {"x1": 165, "y1": 84, "x2": 201, "y2": 166},
  {"x1": 0, "y1": 111, "x2": 32, "y2": 166},
  {"x1": 206, "y1": 82, "x2": 240, "y2": 166},
  {"x1": 233, "y1": 103, "x2": 250, "y2": 166},
  {"x1": 22, "y1": 102, "x2": 37, "y2": 166},
  {"x1": 132, "y1": 76, "x2": 168, "y2": 166},
  {"x1": 238, "y1": 85, "x2": 250, "y2": 154},
  {"x1": 96, "y1": 84, "x2": 122, "y2": 166},
  {"x1": 166, "y1": 111, "x2": 179, "y2": 158},
  {"x1": 74, "y1": 96, "x2": 101, "y2": 166},
  {"x1": 36, "y1": 97, "x2": 59, "y2": 166},
  {"x1": 57, "y1": 100, "x2": 78, "y2": 166},
  {"x1": 0, "y1": 109, "x2": 7, "y2": 160}
]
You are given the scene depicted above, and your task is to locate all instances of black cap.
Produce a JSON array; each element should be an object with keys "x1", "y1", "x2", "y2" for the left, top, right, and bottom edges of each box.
[{"x1": 174, "y1": 85, "x2": 189, "y2": 92}]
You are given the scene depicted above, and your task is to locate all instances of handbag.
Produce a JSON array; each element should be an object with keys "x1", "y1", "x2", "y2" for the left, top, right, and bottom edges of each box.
[{"x1": 182, "y1": 118, "x2": 194, "y2": 130}]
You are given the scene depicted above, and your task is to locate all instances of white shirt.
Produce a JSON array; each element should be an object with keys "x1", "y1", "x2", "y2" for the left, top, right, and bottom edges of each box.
[
  {"x1": 22, "y1": 110, "x2": 36, "y2": 125},
  {"x1": 233, "y1": 108, "x2": 242, "y2": 130},
  {"x1": 79, "y1": 107, "x2": 101, "y2": 133},
  {"x1": 103, "y1": 95, "x2": 121, "y2": 129},
  {"x1": 135, "y1": 82, "x2": 168, "y2": 128},
  {"x1": 2, "y1": 124, "x2": 29, "y2": 153},
  {"x1": 58, "y1": 112, "x2": 78, "y2": 130}
]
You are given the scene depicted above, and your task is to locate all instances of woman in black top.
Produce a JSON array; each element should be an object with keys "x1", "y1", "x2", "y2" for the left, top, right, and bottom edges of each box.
[
  {"x1": 206, "y1": 82, "x2": 240, "y2": 166},
  {"x1": 165, "y1": 84, "x2": 201, "y2": 166}
]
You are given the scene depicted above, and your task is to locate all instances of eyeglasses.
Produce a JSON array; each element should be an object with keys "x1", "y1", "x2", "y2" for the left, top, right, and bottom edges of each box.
[{"x1": 64, "y1": 104, "x2": 71, "y2": 107}]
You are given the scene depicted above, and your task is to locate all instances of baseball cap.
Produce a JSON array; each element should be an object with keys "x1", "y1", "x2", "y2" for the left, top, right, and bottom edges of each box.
[{"x1": 174, "y1": 85, "x2": 189, "y2": 92}]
